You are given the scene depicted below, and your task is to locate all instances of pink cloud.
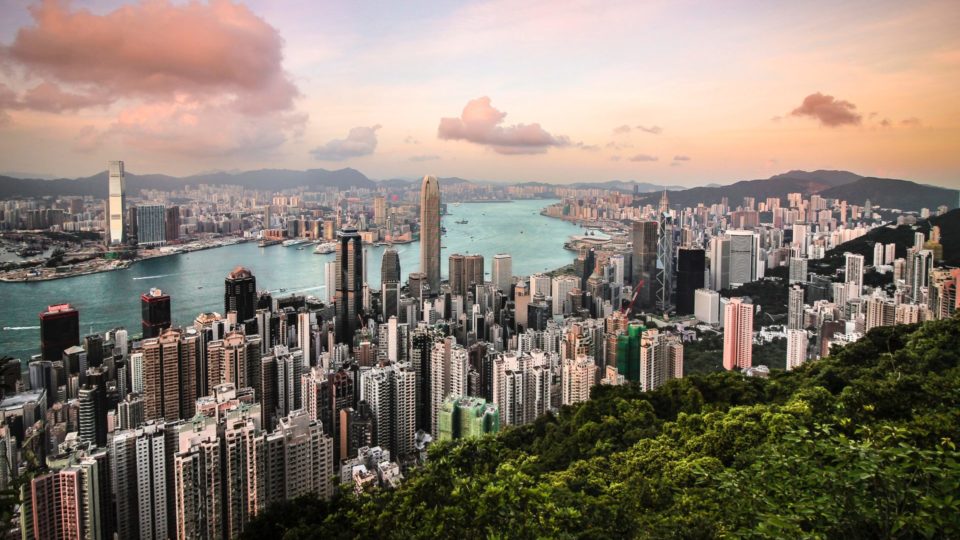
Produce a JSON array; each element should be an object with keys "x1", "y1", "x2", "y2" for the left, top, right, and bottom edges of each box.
[
  {"x1": 790, "y1": 92, "x2": 862, "y2": 127},
  {"x1": 437, "y1": 97, "x2": 569, "y2": 154},
  {"x1": 1, "y1": 0, "x2": 303, "y2": 155},
  {"x1": 636, "y1": 125, "x2": 663, "y2": 135},
  {"x1": 311, "y1": 125, "x2": 381, "y2": 161}
]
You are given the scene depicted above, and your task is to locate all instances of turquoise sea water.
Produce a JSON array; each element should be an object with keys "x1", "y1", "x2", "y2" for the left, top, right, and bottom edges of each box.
[{"x1": 0, "y1": 199, "x2": 581, "y2": 361}]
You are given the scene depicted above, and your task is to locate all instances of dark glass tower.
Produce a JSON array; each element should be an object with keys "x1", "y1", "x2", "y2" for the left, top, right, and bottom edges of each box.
[
  {"x1": 676, "y1": 247, "x2": 706, "y2": 315},
  {"x1": 632, "y1": 221, "x2": 658, "y2": 310},
  {"x1": 224, "y1": 266, "x2": 257, "y2": 321},
  {"x1": 39, "y1": 304, "x2": 79, "y2": 361},
  {"x1": 335, "y1": 228, "x2": 363, "y2": 346},
  {"x1": 141, "y1": 288, "x2": 171, "y2": 339},
  {"x1": 381, "y1": 248, "x2": 401, "y2": 321}
]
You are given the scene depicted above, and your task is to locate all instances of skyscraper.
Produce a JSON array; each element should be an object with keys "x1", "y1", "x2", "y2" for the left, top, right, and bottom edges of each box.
[
  {"x1": 136, "y1": 204, "x2": 166, "y2": 247},
  {"x1": 324, "y1": 261, "x2": 336, "y2": 304},
  {"x1": 709, "y1": 235, "x2": 730, "y2": 291},
  {"x1": 492, "y1": 254, "x2": 513, "y2": 294},
  {"x1": 722, "y1": 298, "x2": 753, "y2": 370},
  {"x1": 107, "y1": 160, "x2": 126, "y2": 246},
  {"x1": 786, "y1": 329, "x2": 808, "y2": 371},
  {"x1": 632, "y1": 221, "x2": 658, "y2": 310},
  {"x1": 40, "y1": 303, "x2": 79, "y2": 361},
  {"x1": 728, "y1": 230, "x2": 760, "y2": 286},
  {"x1": 334, "y1": 228, "x2": 364, "y2": 346},
  {"x1": 381, "y1": 248, "x2": 401, "y2": 321},
  {"x1": 561, "y1": 355, "x2": 596, "y2": 406},
  {"x1": 676, "y1": 247, "x2": 705, "y2": 315},
  {"x1": 656, "y1": 191, "x2": 673, "y2": 311},
  {"x1": 788, "y1": 285, "x2": 805, "y2": 330},
  {"x1": 419, "y1": 175, "x2": 441, "y2": 295},
  {"x1": 141, "y1": 288, "x2": 171, "y2": 339},
  {"x1": 224, "y1": 267, "x2": 257, "y2": 322},
  {"x1": 844, "y1": 252, "x2": 865, "y2": 299}
]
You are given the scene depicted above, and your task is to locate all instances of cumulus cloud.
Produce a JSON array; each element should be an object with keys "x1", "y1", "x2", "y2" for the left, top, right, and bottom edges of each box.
[
  {"x1": 900, "y1": 117, "x2": 922, "y2": 127},
  {"x1": 1, "y1": 0, "x2": 303, "y2": 154},
  {"x1": 629, "y1": 154, "x2": 658, "y2": 162},
  {"x1": 636, "y1": 125, "x2": 663, "y2": 135},
  {"x1": 409, "y1": 154, "x2": 440, "y2": 162},
  {"x1": 612, "y1": 124, "x2": 631, "y2": 134},
  {"x1": 311, "y1": 125, "x2": 381, "y2": 161},
  {"x1": 673, "y1": 155, "x2": 691, "y2": 161},
  {"x1": 437, "y1": 97, "x2": 570, "y2": 154},
  {"x1": 790, "y1": 92, "x2": 862, "y2": 127},
  {"x1": 72, "y1": 125, "x2": 102, "y2": 152}
]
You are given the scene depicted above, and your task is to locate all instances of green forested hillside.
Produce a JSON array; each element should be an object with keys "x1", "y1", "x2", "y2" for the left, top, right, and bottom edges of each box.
[{"x1": 244, "y1": 317, "x2": 960, "y2": 539}]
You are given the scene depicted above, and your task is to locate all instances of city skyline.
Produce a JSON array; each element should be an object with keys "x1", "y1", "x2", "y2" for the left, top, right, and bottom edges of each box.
[{"x1": 0, "y1": 0, "x2": 958, "y2": 185}]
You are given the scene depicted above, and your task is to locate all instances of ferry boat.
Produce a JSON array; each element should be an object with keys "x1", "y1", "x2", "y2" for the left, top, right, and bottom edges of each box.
[
  {"x1": 282, "y1": 239, "x2": 306, "y2": 247},
  {"x1": 313, "y1": 242, "x2": 336, "y2": 254},
  {"x1": 455, "y1": 219, "x2": 469, "y2": 224},
  {"x1": 258, "y1": 238, "x2": 282, "y2": 247}
]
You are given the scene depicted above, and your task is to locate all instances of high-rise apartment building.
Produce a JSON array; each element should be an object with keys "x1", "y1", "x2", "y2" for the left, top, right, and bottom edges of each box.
[
  {"x1": 789, "y1": 256, "x2": 808, "y2": 284},
  {"x1": 788, "y1": 284, "x2": 805, "y2": 330},
  {"x1": 107, "y1": 160, "x2": 126, "y2": 246},
  {"x1": 560, "y1": 355, "x2": 596, "y2": 406},
  {"x1": 786, "y1": 329, "x2": 808, "y2": 371},
  {"x1": 844, "y1": 252, "x2": 865, "y2": 299},
  {"x1": 141, "y1": 328, "x2": 198, "y2": 422},
  {"x1": 334, "y1": 228, "x2": 364, "y2": 346},
  {"x1": 722, "y1": 297, "x2": 753, "y2": 370},
  {"x1": 360, "y1": 364, "x2": 416, "y2": 460},
  {"x1": 419, "y1": 175, "x2": 441, "y2": 295}
]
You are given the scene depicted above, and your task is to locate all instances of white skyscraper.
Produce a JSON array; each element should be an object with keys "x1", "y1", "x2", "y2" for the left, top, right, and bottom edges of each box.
[
  {"x1": 788, "y1": 285, "x2": 805, "y2": 330},
  {"x1": 786, "y1": 329, "x2": 808, "y2": 371},
  {"x1": 561, "y1": 355, "x2": 596, "y2": 406},
  {"x1": 107, "y1": 160, "x2": 126, "y2": 245},
  {"x1": 491, "y1": 254, "x2": 513, "y2": 294},
  {"x1": 609, "y1": 254, "x2": 625, "y2": 286},
  {"x1": 844, "y1": 252, "x2": 865, "y2": 299},
  {"x1": 324, "y1": 261, "x2": 337, "y2": 304},
  {"x1": 709, "y1": 235, "x2": 730, "y2": 291},
  {"x1": 694, "y1": 288, "x2": 720, "y2": 325},
  {"x1": 873, "y1": 242, "x2": 885, "y2": 267}
]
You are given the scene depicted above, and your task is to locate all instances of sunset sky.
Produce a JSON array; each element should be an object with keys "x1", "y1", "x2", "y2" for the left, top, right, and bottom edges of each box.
[{"x1": 0, "y1": 0, "x2": 958, "y2": 186}]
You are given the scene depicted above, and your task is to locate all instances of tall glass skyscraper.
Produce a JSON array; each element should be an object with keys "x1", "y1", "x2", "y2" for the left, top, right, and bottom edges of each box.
[
  {"x1": 107, "y1": 160, "x2": 126, "y2": 245},
  {"x1": 419, "y1": 175, "x2": 441, "y2": 296},
  {"x1": 335, "y1": 228, "x2": 363, "y2": 346}
]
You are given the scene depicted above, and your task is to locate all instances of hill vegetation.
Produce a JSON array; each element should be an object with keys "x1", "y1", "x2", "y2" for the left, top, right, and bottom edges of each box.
[
  {"x1": 819, "y1": 178, "x2": 959, "y2": 213},
  {"x1": 243, "y1": 316, "x2": 960, "y2": 539}
]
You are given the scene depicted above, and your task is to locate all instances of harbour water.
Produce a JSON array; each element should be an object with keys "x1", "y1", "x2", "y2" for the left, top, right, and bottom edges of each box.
[{"x1": 0, "y1": 199, "x2": 581, "y2": 361}]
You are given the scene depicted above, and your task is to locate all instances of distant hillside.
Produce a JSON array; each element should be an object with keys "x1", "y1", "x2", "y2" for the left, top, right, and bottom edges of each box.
[
  {"x1": 568, "y1": 180, "x2": 685, "y2": 192},
  {"x1": 813, "y1": 208, "x2": 960, "y2": 275},
  {"x1": 819, "y1": 177, "x2": 959, "y2": 212},
  {"x1": 0, "y1": 168, "x2": 376, "y2": 199},
  {"x1": 637, "y1": 170, "x2": 860, "y2": 208}
]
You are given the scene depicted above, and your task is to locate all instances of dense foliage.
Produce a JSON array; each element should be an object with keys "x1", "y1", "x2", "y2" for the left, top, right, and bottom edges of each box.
[{"x1": 244, "y1": 317, "x2": 960, "y2": 539}]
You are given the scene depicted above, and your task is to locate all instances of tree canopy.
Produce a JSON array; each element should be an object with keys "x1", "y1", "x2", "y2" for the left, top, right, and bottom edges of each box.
[{"x1": 244, "y1": 316, "x2": 960, "y2": 539}]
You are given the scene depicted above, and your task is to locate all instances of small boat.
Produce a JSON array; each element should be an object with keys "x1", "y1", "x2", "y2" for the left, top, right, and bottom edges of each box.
[{"x1": 455, "y1": 219, "x2": 468, "y2": 224}]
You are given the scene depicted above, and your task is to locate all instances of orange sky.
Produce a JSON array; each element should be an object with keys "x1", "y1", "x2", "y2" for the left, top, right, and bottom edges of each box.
[{"x1": 0, "y1": 0, "x2": 958, "y2": 186}]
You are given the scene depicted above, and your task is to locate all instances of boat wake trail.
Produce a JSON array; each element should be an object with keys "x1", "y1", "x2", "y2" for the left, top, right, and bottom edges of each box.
[
  {"x1": 133, "y1": 274, "x2": 174, "y2": 281},
  {"x1": 3, "y1": 326, "x2": 40, "y2": 331}
]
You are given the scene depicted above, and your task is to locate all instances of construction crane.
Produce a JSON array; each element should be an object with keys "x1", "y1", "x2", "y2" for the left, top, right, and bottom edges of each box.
[{"x1": 621, "y1": 280, "x2": 644, "y2": 315}]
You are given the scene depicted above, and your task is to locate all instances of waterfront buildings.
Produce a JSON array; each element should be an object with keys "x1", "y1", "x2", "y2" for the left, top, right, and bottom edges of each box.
[
  {"x1": 492, "y1": 254, "x2": 513, "y2": 294},
  {"x1": 136, "y1": 204, "x2": 166, "y2": 247}
]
